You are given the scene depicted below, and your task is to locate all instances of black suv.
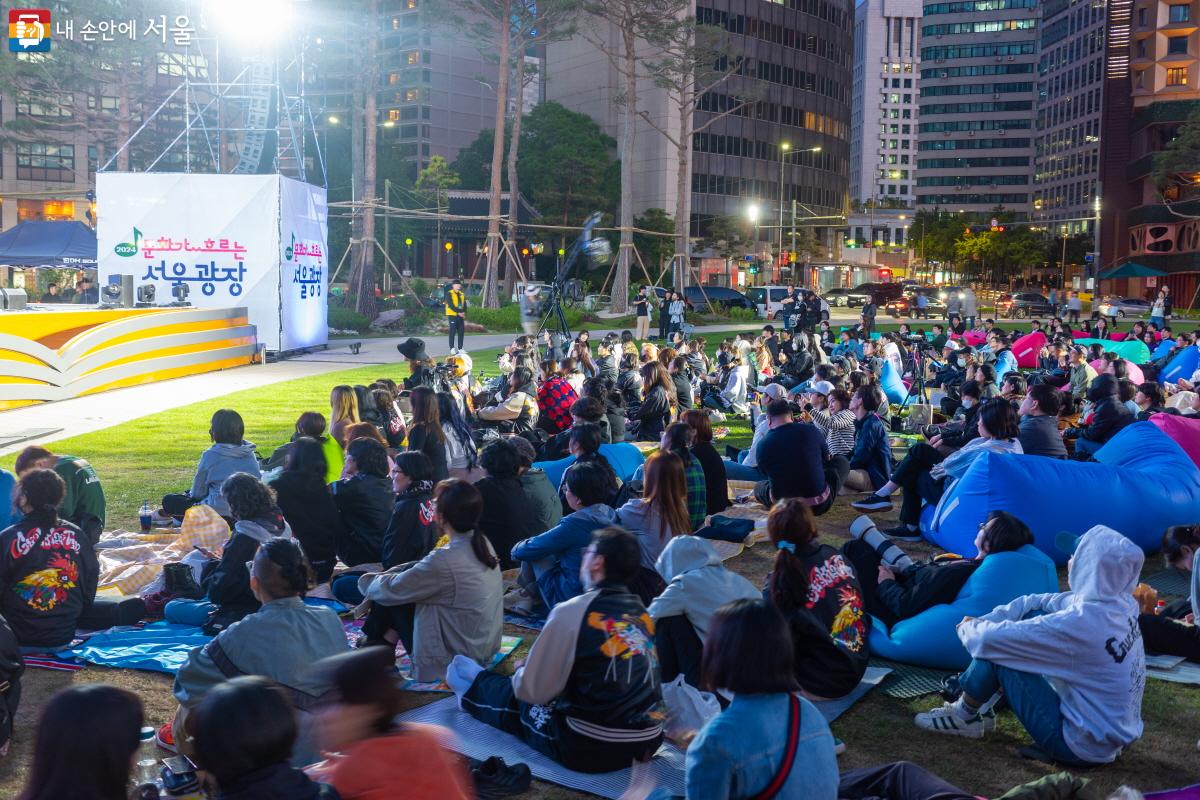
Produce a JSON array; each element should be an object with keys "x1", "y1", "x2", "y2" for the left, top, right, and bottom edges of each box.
[
  {"x1": 996, "y1": 292, "x2": 1057, "y2": 319},
  {"x1": 654, "y1": 286, "x2": 755, "y2": 311}
]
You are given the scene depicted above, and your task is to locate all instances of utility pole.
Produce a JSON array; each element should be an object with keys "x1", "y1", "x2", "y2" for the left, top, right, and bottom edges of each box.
[{"x1": 791, "y1": 199, "x2": 797, "y2": 285}]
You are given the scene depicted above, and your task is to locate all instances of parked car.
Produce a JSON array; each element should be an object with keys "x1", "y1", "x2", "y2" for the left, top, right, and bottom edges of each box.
[
  {"x1": 996, "y1": 292, "x2": 1058, "y2": 319},
  {"x1": 653, "y1": 285, "x2": 756, "y2": 312},
  {"x1": 852, "y1": 282, "x2": 904, "y2": 304},
  {"x1": 823, "y1": 287, "x2": 870, "y2": 307},
  {"x1": 745, "y1": 286, "x2": 830, "y2": 321},
  {"x1": 1097, "y1": 296, "x2": 1153, "y2": 318},
  {"x1": 887, "y1": 289, "x2": 947, "y2": 318}
]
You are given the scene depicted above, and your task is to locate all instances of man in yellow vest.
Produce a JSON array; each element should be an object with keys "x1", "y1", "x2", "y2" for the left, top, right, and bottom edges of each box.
[{"x1": 445, "y1": 278, "x2": 467, "y2": 351}]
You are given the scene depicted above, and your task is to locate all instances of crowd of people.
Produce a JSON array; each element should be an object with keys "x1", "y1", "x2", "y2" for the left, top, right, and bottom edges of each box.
[{"x1": 0, "y1": 289, "x2": 1197, "y2": 800}]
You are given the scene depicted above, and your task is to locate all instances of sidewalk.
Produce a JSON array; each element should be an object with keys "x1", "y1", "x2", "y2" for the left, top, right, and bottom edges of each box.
[{"x1": 0, "y1": 322, "x2": 761, "y2": 455}]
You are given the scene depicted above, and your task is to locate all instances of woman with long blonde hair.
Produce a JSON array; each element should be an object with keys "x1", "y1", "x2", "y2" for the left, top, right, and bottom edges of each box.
[{"x1": 330, "y1": 385, "x2": 360, "y2": 447}]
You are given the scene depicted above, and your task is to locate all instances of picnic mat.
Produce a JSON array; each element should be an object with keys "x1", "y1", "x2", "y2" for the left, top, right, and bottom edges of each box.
[
  {"x1": 397, "y1": 696, "x2": 687, "y2": 800},
  {"x1": 59, "y1": 621, "x2": 211, "y2": 674},
  {"x1": 870, "y1": 658, "x2": 955, "y2": 700},
  {"x1": 1146, "y1": 654, "x2": 1200, "y2": 685},
  {"x1": 503, "y1": 611, "x2": 546, "y2": 631},
  {"x1": 341, "y1": 619, "x2": 522, "y2": 691},
  {"x1": 22, "y1": 654, "x2": 85, "y2": 672},
  {"x1": 812, "y1": 666, "x2": 891, "y2": 723},
  {"x1": 1144, "y1": 569, "x2": 1192, "y2": 598}
]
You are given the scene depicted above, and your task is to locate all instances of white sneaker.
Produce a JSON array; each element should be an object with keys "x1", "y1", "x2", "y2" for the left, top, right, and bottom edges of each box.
[{"x1": 914, "y1": 701, "x2": 995, "y2": 739}]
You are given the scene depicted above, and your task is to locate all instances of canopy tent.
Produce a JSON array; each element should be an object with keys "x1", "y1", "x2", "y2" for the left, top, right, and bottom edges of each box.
[
  {"x1": 1097, "y1": 261, "x2": 1167, "y2": 279},
  {"x1": 0, "y1": 221, "x2": 97, "y2": 268}
]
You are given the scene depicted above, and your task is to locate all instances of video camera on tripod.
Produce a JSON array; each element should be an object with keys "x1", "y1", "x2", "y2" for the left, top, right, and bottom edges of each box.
[{"x1": 537, "y1": 212, "x2": 612, "y2": 345}]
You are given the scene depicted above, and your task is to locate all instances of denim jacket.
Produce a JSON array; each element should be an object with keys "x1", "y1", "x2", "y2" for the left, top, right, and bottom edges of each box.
[
  {"x1": 848, "y1": 413, "x2": 893, "y2": 490},
  {"x1": 685, "y1": 693, "x2": 838, "y2": 800}
]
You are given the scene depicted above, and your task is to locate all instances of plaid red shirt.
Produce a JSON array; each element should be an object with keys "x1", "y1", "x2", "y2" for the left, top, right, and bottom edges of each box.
[{"x1": 537, "y1": 376, "x2": 578, "y2": 433}]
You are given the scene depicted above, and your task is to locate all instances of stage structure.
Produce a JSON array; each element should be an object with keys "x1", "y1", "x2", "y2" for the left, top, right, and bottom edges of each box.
[{"x1": 95, "y1": 5, "x2": 328, "y2": 355}]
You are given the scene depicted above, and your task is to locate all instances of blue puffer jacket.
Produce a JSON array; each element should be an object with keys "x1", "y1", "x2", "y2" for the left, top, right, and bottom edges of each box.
[
  {"x1": 510, "y1": 504, "x2": 618, "y2": 609},
  {"x1": 848, "y1": 413, "x2": 893, "y2": 490}
]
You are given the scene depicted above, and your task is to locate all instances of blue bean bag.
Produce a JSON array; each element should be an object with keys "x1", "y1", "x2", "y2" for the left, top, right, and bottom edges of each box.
[
  {"x1": 1073, "y1": 337, "x2": 1152, "y2": 365},
  {"x1": 880, "y1": 360, "x2": 908, "y2": 404},
  {"x1": 920, "y1": 421, "x2": 1200, "y2": 564},
  {"x1": 867, "y1": 544, "x2": 1059, "y2": 669},
  {"x1": 1153, "y1": 338, "x2": 1176, "y2": 360},
  {"x1": 1160, "y1": 346, "x2": 1200, "y2": 384},
  {"x1": 535, "y1": 442, "x2": 646, "y2": 488},
  {"x1": 993, "y1": 349, "x2": 1017, "y2": 382}
]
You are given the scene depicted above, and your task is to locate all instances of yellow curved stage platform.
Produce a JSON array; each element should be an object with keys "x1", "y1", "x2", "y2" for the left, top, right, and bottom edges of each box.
[{"x1": 0, "y1": 307, "x2": 258, "y2": 410}]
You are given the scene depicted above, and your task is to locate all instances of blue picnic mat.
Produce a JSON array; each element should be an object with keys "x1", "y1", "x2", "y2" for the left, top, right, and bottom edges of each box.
[{"x1": 60, "y1": 621, "x2": 211, "y2": 674}]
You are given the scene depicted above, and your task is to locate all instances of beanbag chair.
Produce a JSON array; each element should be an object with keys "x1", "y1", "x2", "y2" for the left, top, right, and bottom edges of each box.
[
  {"x1": 921, "y1": 422, "x2": 1200, "y2": 564},
  {"x1": 880, "y1": 360, "x2": 909, "y2": 404},
  {"x1": 1149, "y1": 413, "x2": 1200, "y2": 469},
  {"x1": 867, "y1": 545, "x2": 1059, "y2": 669},
  {"x1": 964, "y1": 331, "x2": 986, "y2": 347},
  {"x1": 535, "y1": 441, "x2": 645, "y2": 488},
  {"x1": 1074, "y1": 337, "x2": 1152, "y2": 365},
  {"x1": 1160, "y1": 346, "x2": 1200, "y2": 384},
  {"x1": 1089, "y1": 358, "x2": 1145, "y2": 385},
  {"x1": 993, "y1": 350, "x2": 1017, "y2": 382},
  {"x1": 1011, "y1": 331, "x2": 1046, "y2": 368},
  {"x1": 1072, "y1": 330, "x2": 1089, "y2": 339},
  {"x1": 1110, "y1": 331, "x2": 1128, "y2": 341},
  {"x1": 1154, "y1": 338, "x2": 1177, "y2": 360}
]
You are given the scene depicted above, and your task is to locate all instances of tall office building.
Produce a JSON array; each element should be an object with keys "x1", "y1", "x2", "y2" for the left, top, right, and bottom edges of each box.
[
  {"x1": 914, "y1": 0, "x2": 1040, "y2": 216},
  {"x1": 849, "y1": 0, "x2": 922, "y2": 208},
  {"x1": 1032, "y1": 0, "x2": 1107, "y2": 237},
  {"x1": 547, "y1": 0, "x2": 853, "y2": 272}
]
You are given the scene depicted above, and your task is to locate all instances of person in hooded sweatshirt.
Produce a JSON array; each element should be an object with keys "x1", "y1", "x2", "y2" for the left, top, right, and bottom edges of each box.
[
  {"x1": 1064, "y1": 373, "x2": 1134, "y2": 459},
  {"x1": 331, "y1": 438, "x2": 395, "y2": 568},
  {"x1": 506, "y1": 461, "x2": 618, "y2": 613},
  {"x1": 164, "y1": 473, "x2": 293, "y2": 634},
  {"x1": 914, "y1": 525, "x2": 1145, "y2": 767},
  {"x1": 648, "y1": 535, "x2": 759, "y2": 688},
  {"x1": 192, "y1": 676, "x2": 341, "y2": 800},
  {"x1": 163, "y1": 409, "x2": 260, "y2": 520}
]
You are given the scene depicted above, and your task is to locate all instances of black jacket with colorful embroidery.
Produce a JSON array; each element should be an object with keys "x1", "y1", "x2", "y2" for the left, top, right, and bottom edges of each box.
[
  {"x1": 0, "y1": 511, "x2": 98, "y2": 648},
  {"x1": 510, "y1": 580, "x2": 664, "y2": 742}
]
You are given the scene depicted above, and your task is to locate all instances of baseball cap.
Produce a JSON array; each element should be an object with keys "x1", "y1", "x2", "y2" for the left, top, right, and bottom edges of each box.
[
  {"x1": 807, "y1": 380, "x2": 834, "y2": 397},
  {"x1": 942, "y1": 339, "x2": 961, "y2": 351},
  {"x1": 760, "y1": 383, "x2": 786, "y2": 401}
]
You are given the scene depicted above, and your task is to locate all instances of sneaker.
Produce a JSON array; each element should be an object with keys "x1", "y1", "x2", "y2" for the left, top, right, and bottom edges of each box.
[
  {"x1": 469, "y1": 756, "x2": 532, "y2": 799},
  {"x1": 503, "y1": 588, "x2": 534, "y2": 615},
  {"x1": 914, "y1": 702, "x2": 995, "y2": 739},
  {"x1": 882, "y1": 524, "x2": 923, "y2": 542},
  {"x1": 851, "y1": 493, "x2": 893, "y2": 511},
  {"x1": 156, "y1": 722, "x2": 178, "y2": 753}
]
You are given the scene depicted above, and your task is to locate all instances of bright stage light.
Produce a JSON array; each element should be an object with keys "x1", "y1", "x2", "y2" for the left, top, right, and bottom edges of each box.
[{"x1": 205, "y1": 0, "x2": 297, "y2": 45}]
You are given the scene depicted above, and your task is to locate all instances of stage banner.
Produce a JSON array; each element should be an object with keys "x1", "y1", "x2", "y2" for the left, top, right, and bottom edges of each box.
[{"x1": 97, "y1": 173, "x2": 328, "y2": 352}]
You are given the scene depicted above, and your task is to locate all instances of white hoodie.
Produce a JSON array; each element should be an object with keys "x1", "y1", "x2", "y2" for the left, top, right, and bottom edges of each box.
[
  {"x1": 648, "y1": 536, "x2": 759, "y2": 642},
  {"x1": 957, "y1": 525, "x2": 1145, "y2": 764}
]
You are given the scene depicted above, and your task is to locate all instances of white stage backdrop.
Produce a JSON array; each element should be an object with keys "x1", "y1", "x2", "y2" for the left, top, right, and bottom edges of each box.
[{"x1": 97, "y1": 173, "x2": 329, "y2": 352}]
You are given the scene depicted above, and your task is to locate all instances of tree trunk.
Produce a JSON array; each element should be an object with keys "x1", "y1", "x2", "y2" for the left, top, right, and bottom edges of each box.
[
  {"x1": 611, "y1": 24, "x2": 637, "y2": 315},
  {"x1": 672, "y1": 92, "x2": 692, "y2": 293},
  {"x1": 353, "y1": 0, "x2": 380, "y2": 319},
  {"x1": 482, "y1": 0, "x2": 512, "y2": 309},
  {"x1": 504, "y1": 59, "x2": 524, "y2": 299}
]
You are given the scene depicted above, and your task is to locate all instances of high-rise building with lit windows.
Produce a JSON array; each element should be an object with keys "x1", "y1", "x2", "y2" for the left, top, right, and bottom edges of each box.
[
  {"x1": 1032, "y1": 0, "x2": 1107, "y2": 237},
  {"x1": 849, "y1": 0, "x2": 922, "y2": 208},
  {"x1": 914, "y1": 0, "x2": 1040, "y2": 215}
]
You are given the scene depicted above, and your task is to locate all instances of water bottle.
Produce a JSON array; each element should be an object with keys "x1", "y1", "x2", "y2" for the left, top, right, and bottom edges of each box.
[
  {"x1": 130, "y1": 726, "x2": 161, "y2": 799},
  {"x1": 139, "y1": 501, "x2": 153, "y2": 533}
]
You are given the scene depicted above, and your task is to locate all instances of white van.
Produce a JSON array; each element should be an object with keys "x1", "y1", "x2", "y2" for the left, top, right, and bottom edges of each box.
[{"x1": 745, "y1": 286, "x2": 830, "y2": 321}]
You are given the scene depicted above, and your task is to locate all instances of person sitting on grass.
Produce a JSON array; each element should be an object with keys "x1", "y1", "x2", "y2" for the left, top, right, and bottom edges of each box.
[
  {"x1": 630, "y1": 362, "x2": 675, "y2": 441},
  {"x1": 161, "y1": 409, "x2": 260, "y2": 522},
  {"x1": 306, "y1": 647, "x2": 473, "y2": 800},
  {"x1": 845, "y1": 384, "x2": 892, "y2": 493},
  {"x1": 168, "y1": 538, "x2": 348, "y2": 762},
  {"x1": 17, "y1": 684, "x2": 144, "y2": 800},
  {"x1": 405, "y1": 386, "x2": 448, "y2": 482},
  {"x1": 1064, "y1": 373, "x2": 1134, "y2": 459},
  {"x1": 683, "y1": 409, "x2": 730, "y2": 517},
  {"x1": 381, "y1": 451, "x2": 439, "y2": 569},
  {"x1": 506, "y1": 462, "x2": 618, "y2": 613},
  {"x1": 648, "y1": 536, "x2": 758, "y2": 689},
  {"x1": 685, "y1": 599, "x2": 839, "y2": 799},
  {"x1": 331, "y1": 437, "x2": 395, "y2": 569},
  {"x1": 0, "y1": 469, "x2": 98, "y2": 650},
  {"x1": 853, "y1": 398, "x2": 1023, "y2": 541},
  {"x1": 510, "y1": 435, "x2": 562, "y2": 538},
  {"x1": 477, "y1": 366, "x2": 540, "y2": 434},
  {"x1": 356, "y1": 479, "x2": 502, "y2": 682},
  {"x1": 720, "y1": 383, "x2": 786, "y2": 482},
  {"x1": 754, "y1": 399, "x2": 846, "y2": 516},
  {"x1": 1017, "y1": 384, "x2": 1069, "y2": 459},
  {"x1": 1137, "y1": 524, "x2": 1199, "y2": 663},
  {"x1": 270, "y1": 437, "x2": 343, "y2": 584},
  {"x1": 14, "y1": 446, "x2": 106, "y2": 544},
  {"x1": 913, "y1": 525, "x2": 1144, "y2": 768},
  {"x1": 537, "y1": 359, "x2": 578, "y2": 435},
  {"x1": 448, "y1": 527, "x2": 664, "y2": 773},
  {"x1": 261, "y1": 411, "x2": 331, "y2": 474},
  {"x1": 540, "y1": 396, "x2": 612, "y2": 461},
  {"x1": 765, "y1": 499, "x2": 869, "y2": 700},
  {"x1": 1134, "y1": 381, "x2": 1174, "y2": 421},
  {"x1": 165, "y1": 472, "x2": 292, "y2": 633},
  {"x1": 191, "y1": 677, "x2": 340, "y2": 800},
  {"x1": 842, "y1": 511, "x2": 1033, "y2": 628},
  {"x1": 616, "y1": 451, "x2": 691, "y2": 604},
  {"x1": 661, "y1": 422, "x2": 708, "y2": 531},
  {"x1": 555, "y1": 423, "x2": 621, "y2": 513},
  {"x1": 474, "y1": 440, "x2": 540, "y2": 570}
]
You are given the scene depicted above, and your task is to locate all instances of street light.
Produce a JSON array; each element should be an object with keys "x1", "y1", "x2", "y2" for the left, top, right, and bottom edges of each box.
[
  {"x1": 777, "y1": 144, "x2": 823, "y2": 278},
  {"x1": 747, "y1": 203, "x2": 762, "y2": 285},
  {"x1": 327, "y1": 115, "x2": 340, "y2": 125}
]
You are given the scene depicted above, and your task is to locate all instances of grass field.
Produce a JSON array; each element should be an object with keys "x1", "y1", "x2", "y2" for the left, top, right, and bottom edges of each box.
[{"x1": 1, "y1": 329, "x2": 1198, "y2": 797}]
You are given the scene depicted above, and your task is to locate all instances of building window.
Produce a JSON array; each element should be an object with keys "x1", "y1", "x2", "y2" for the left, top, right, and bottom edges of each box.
[
  {"x1": 1137, "y1": 7, "x2": 1147, "y2": 25},
  {"x1": 1136, "y1": 39, "x2": 1148, "y2": 58},
  {"x1": 1167, "y1": 36, "x2": 1189, "y2": 55},
  {"x1": 1169, "y1": 4, "x2": 1190, "y2": 22},
  {"x1": 16, "y1": 142, "x2": 75, "y2": 182},
  {"x1": 403, "y1": 88, "x2": 420, "y2": 102},
  {"x1": 16, "y1": 93, "x2": 73, "y2": 118},
  {"x1": 388, "y1": 109, "x2": 401, "y2": 121},
  {"x1": 406, "y1": 0, "x2": 418, "y2": 8},
  {"x1": 1167, "y1": 66, "x2": 1189, "y2": 85},
  {"x1": 406, "y1": 50, "x2": 420, "y2": 65},
  {"x1": 1134, "y1": 69, "x2": 1146, "y2": 88}
]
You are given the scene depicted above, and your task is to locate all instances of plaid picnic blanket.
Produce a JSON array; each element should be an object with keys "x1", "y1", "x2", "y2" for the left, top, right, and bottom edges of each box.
[{"x1": 95, "y1": 505, "x2": 229, "y2": 595}]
